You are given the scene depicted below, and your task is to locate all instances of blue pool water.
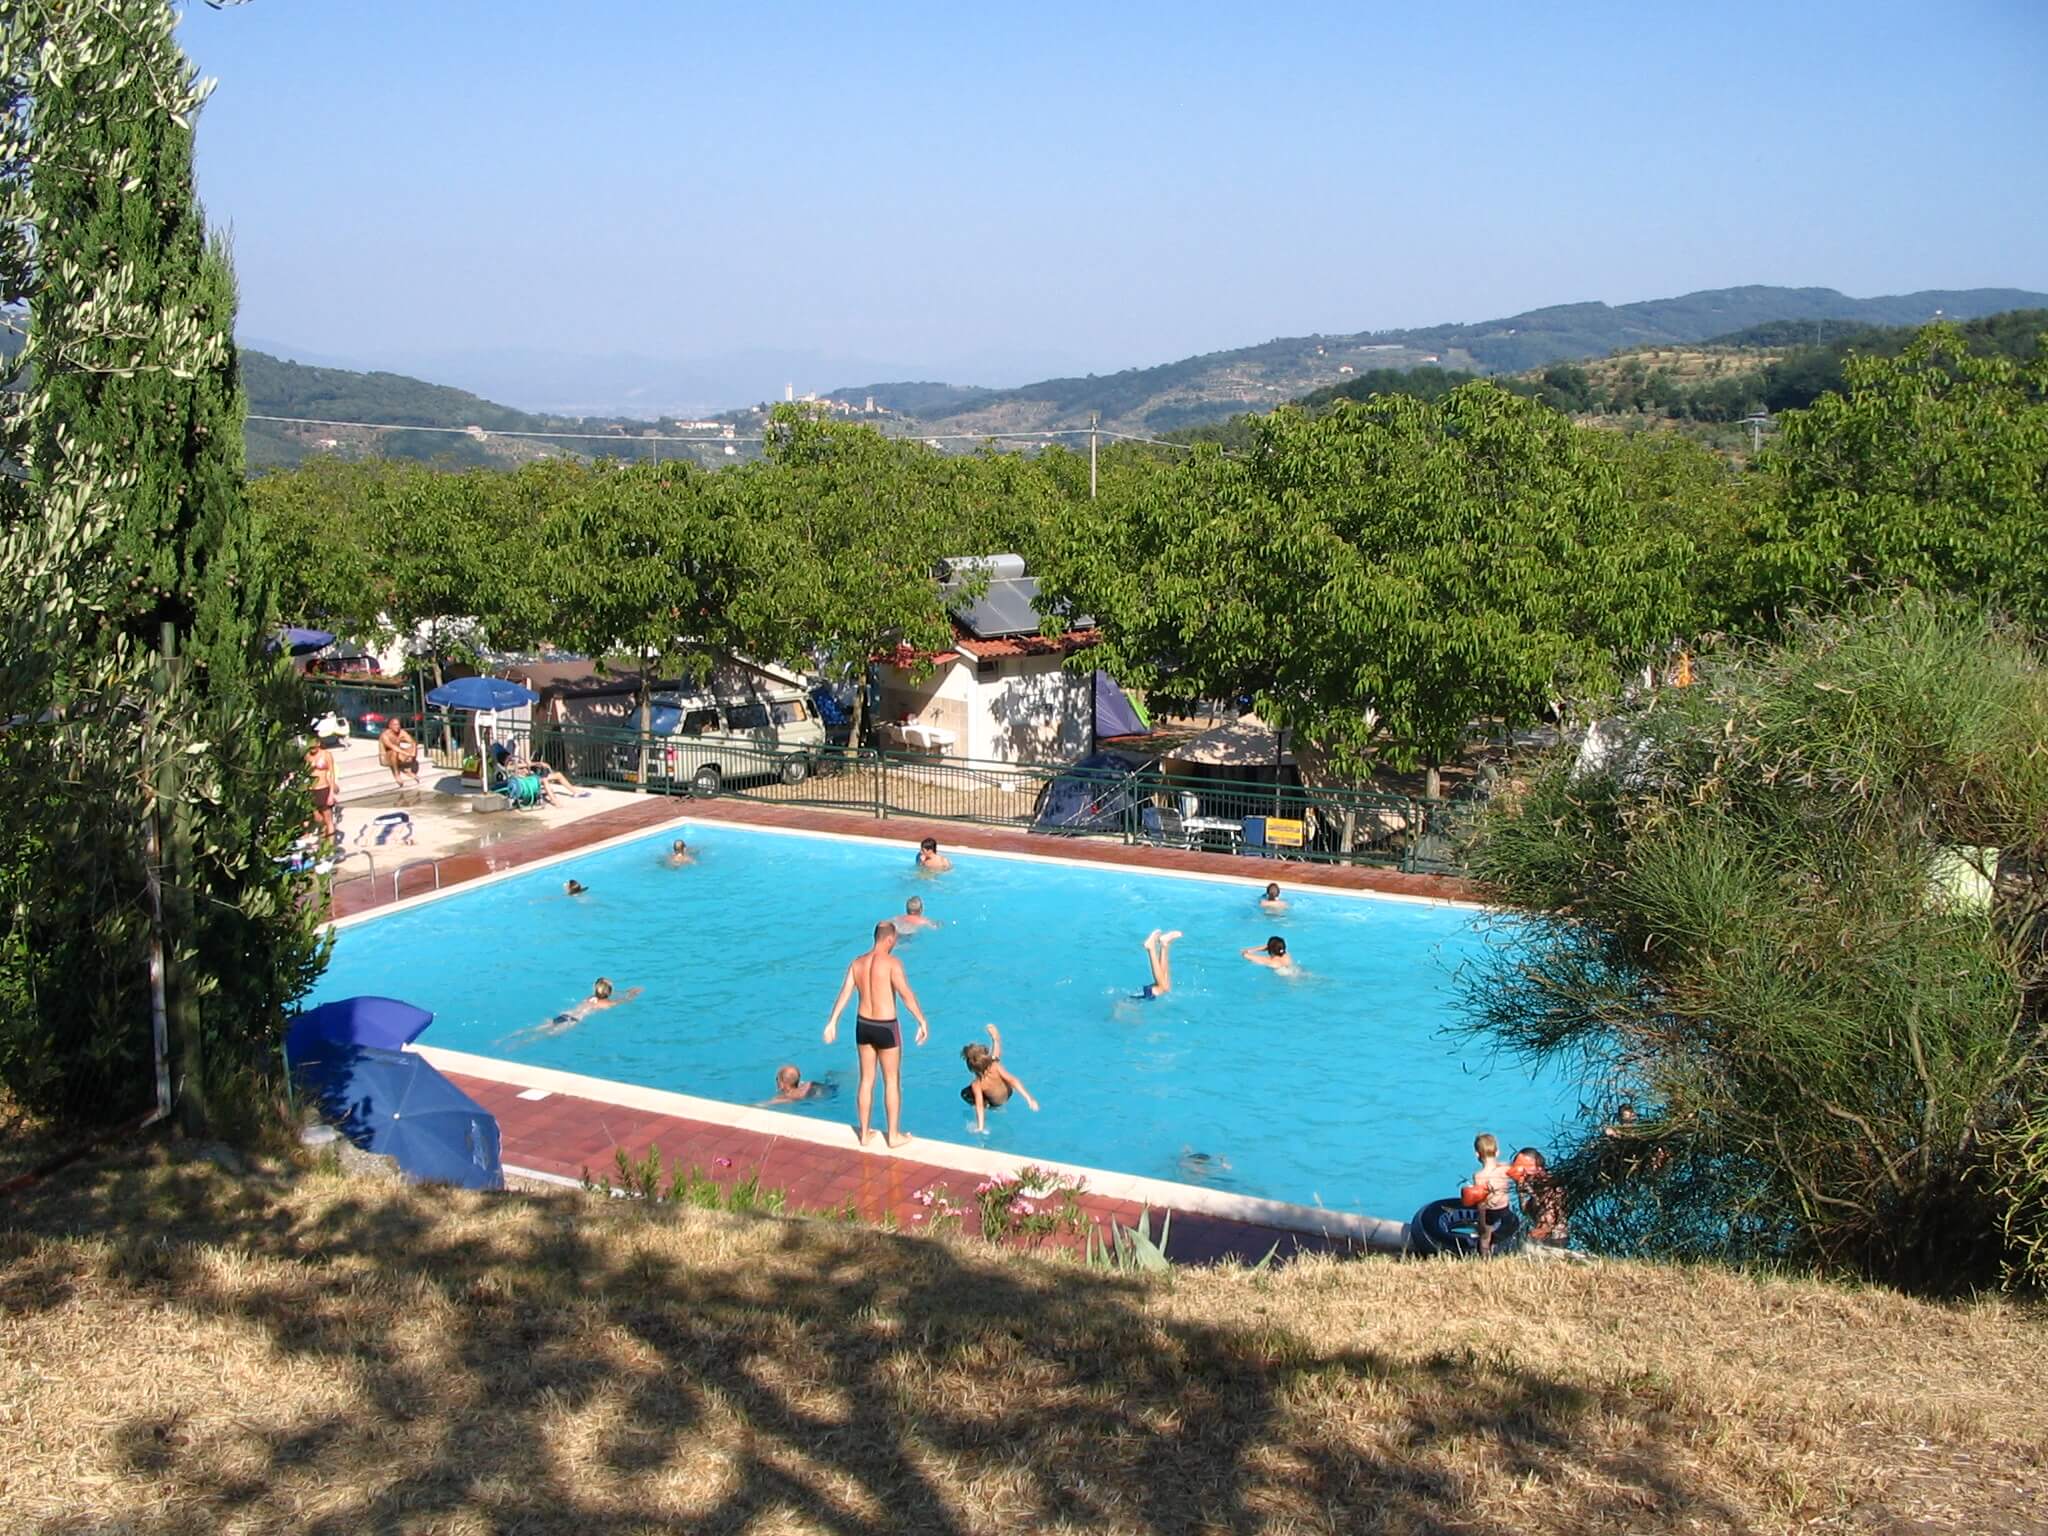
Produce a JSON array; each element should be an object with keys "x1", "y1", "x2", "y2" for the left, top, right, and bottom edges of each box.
[{"x1": 308, "y1": 822, "x2": 1569, "y2": 1219}]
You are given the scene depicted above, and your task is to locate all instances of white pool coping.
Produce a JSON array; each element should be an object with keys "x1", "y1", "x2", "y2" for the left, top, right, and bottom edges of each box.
[
  {"x1": 329, "y1": 805, "x2": 1489, "y2": 931},
  {"x1": 416, "y1": 1044, "x2": 1413, "y2": 1254}
]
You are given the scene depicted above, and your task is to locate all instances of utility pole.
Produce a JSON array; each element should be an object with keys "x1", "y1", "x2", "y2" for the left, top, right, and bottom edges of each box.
[{"x1": 1089, "y1": 412, "x2": 1098, "y2": 500}]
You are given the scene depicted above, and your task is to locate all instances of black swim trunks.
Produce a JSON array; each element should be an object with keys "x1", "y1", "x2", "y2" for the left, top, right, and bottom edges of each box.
[{"x1": 854, "y1": 1016, "x2": 900, "y2": 1050}]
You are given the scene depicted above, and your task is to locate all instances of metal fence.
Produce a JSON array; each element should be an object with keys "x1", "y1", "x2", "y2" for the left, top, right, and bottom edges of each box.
[{"x1": 490, "y1": 723, "x2": 1471, "y2": 875}]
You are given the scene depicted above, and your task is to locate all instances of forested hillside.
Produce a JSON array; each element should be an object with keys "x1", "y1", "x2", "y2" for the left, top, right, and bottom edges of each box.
[{"x1": 241, "y1": 350, "x2": 675, "y2": 471}]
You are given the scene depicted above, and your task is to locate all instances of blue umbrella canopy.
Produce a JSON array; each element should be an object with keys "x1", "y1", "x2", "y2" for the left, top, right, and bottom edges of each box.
[
  {"x1": 425, "y1": 675, "x2": 539, "y2": 711},
  {"x1": 292, "y1": 1044, "x2": 503, "y2": 1191},
  {"x1": 285, "y1": 995, "x2": 434, "y2": 1063},
  {"x1": 270, "y1": 627, "x2": 336, "y2": 655}
]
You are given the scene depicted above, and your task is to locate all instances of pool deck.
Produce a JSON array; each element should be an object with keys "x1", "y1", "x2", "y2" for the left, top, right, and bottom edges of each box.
[
  {"x1": 329, "y1": 794, "x2": 1482, "y2": 1264},
  {"x1": 330, "y1": 793, "x2": 1482, "y2": 919}
]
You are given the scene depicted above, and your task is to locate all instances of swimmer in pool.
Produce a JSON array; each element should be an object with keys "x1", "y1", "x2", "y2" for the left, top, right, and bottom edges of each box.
[
  {"x1": 915, "y1": 836, "x2": 952, "y2": 873},
  {"x1": 1242, "y1": 935, "x2": 1295, "y2": 972},
  {"x1": 1259, "y1": 881, "x2": 1286, "y2": 912},
  {"x1": 1136, "y1": 928, "x2": 1183, "y2": 999},
  {"x1": 666, "y1": 839, "x2": 695, "y2": 867},
  {"x1": 505, "y1": 976, "x2": 640, "y2": 1043},
  {"x1": 762, "y1": 1064, "x2": 836, "y2": 1105},
  {"x1": 890, "y1": 895, "x2": 938, "y2": 932},
  {"x1": 565, "y1": 879, "x2": 588, "y2": 896},
  {"x1": 960, "y1": 1024, "x2": 1038, "y2": 1132},
  {"x1": 1178, "y1": 1148, "x2": 1233, "y2": 1182}
]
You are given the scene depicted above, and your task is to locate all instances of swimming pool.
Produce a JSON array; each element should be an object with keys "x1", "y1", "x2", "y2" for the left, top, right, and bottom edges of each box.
[{"x1": 308, "y1": 821, "x2": 1568, "y2": 1220}]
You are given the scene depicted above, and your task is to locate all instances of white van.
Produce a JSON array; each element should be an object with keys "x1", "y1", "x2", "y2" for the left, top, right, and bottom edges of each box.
[{"x1": 614, "y1": 687, "x2": 826, "y2": 794}]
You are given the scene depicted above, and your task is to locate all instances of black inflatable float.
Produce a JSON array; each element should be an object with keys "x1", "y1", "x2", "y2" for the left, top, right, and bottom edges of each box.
[{"x1": 1407, "y1": 1197, "x2": 1520, "y2": 1257}]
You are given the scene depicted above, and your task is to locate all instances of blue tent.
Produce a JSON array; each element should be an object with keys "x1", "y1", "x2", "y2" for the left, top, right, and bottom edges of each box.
[
  {"x1": 1030, "y1": 749, "x2": 1152, "y2": 835},
  {"x1": 285, "y1": 996, "x2": 433, "y2": 1063},
  {"x1": 270, "y1": 627, "x2": 335, "y2": 655},
  {"x1": 1092, "y1": 671, "x2": 1148, "y2": 740},
  {"x1": 425, "y1": 675, "x2": 539, "y2": 711},
  {"x1": 292, "y1": 1043, "x2": 503, "y2": 1191}
]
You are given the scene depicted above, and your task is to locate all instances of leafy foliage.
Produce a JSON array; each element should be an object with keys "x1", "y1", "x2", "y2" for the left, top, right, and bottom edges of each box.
[
  {"x1": 1040, "y1": 384, "x2": 1690, "y2": 783},
  {"x1": 0, "y1": 0, "x2": 324, "y2": 1128},
  {"x1": 1740, "y1": 325, "x2": 2048, "y2": 632},
  {"x1": 1464, "y1": 599, "x2": 2048, "y2": 1292}
]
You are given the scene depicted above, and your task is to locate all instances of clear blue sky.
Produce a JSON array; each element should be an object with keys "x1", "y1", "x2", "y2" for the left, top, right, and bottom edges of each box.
[{"x1": 180, "y1": 0, "x2": 2047, "y2": 391}]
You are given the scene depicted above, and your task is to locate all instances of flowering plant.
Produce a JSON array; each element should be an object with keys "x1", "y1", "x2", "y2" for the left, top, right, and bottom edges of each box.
[
  {"x1": 974, "y1": 1165, "x2": 1085, "y2": 1246},
  {"x1": 909, "y1": 1182, "x2": 966, "y2": 1236}
]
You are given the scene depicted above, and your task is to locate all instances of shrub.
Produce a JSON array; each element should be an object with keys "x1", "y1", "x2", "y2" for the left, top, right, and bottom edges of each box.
[{"x1": 1464, "y1": 598, "x2": 2048, "y2": 1292}]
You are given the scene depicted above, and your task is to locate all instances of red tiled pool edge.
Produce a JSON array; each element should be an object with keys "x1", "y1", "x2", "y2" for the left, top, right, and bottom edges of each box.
[
  {"x1": 451, "y1": 1070, "x2": 1378, "y2": 1268},
  {"x1": 330, "y1": 794, "x2": 1481, "y2": 919}
]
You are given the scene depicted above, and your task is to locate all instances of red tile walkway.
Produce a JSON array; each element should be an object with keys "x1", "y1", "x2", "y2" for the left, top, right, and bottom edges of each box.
[
  {"x1": 451, "y1": 1070, "x2": 1366, "y2": 1267},
  {"x1": 332, "y1": 791, "x2": 1480, "y2": 920},
  {"x1": 334, "y1": 793, "x2": 1461, "y2": 1265}
]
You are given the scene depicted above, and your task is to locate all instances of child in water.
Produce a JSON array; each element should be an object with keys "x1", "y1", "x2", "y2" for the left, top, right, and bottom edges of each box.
[{"x1": 960, "y1": 1024, "x2": 1038, "y2": 1132}]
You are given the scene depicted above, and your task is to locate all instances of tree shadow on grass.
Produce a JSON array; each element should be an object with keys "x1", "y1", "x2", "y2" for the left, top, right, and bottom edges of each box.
[{"x1": 5, "y1": 1149, "x2": 1747, "y2": 1535}]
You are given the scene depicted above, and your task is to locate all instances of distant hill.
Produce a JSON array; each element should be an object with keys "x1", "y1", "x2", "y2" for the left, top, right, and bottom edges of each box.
[
  {"x1": 239, "y1": 350, "x2": 687, "y2": 471},
  {"x1": 861, "y1": 286, "x2": 2048, "y2": 440}
]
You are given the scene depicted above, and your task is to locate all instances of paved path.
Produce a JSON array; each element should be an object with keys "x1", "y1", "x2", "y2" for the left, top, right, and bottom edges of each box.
[
  {"x1": 451, "y1": 1069, "x2": 1362, "y2": 1266},
  {"x1": 332, "y1": 793, "x2": 1480, "y2": 919}
]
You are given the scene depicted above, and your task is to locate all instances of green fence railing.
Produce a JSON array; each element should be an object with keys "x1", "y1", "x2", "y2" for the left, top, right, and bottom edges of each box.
[{"x1": 504, "y1": 723, "x2": 1472, "y2": 875}]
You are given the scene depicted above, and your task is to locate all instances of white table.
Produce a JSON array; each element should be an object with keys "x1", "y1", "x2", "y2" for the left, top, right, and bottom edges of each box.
[{"x1": 1183, "y1": 815, "x2": 1244, "y2": 851}]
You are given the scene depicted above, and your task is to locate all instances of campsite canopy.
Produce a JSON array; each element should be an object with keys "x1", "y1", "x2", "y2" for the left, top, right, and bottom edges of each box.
[{"x1": 1164, "y1": 713, "x2": 1293, "y2": 770}]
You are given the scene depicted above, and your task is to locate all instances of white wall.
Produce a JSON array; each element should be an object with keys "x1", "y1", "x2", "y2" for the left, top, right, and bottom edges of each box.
[{"x1": 967, "y1": 655, "x2": 1091, "y2": 765}]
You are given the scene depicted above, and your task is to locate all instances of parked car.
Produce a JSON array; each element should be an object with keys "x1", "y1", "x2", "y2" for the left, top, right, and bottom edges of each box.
[
  {"x1": 610, "y1": 688, "x2": 825, "y2": 794},
  {"x1": 305, "y1": 653, "x2": 382, "y2": 677},
  {"x1": 356, "y1": 706, "x2": 423, "y2": 740}
]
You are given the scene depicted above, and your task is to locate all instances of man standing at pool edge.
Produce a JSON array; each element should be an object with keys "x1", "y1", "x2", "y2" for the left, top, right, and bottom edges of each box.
[{"x1": 825, "y1": 921, "x2": 930, "y2": 1149}]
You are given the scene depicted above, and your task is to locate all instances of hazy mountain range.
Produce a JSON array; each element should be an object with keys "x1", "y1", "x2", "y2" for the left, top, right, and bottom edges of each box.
[{"x1": 242, "y1": 283, "x2": 2048, "y2": 462}]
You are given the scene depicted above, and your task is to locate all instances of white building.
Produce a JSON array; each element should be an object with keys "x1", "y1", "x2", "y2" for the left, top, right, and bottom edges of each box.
[{"x1": 871, "y1": 556, "x2": 1105, "y2": 766}]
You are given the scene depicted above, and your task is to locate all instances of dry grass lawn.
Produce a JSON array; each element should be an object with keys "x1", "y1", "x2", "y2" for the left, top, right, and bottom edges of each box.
[{"x1": 3, "y1": 1143, "x2": 2046, "y2": 1535}]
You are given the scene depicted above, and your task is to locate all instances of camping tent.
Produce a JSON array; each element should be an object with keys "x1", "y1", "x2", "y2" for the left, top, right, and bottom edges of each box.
[
  {"x1": 1030, "y1": 750, "x2": 1152, "y2": 835},
  {"x1": 1163, "y1": 713, "x2": 1292, "y2": 772},
  {"x1": 1091, "y1": 671, "x2": 1149, "y2": 742}
]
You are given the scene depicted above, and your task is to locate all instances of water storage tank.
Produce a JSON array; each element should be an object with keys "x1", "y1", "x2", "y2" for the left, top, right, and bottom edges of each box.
[{"x1": 934, "y1": 553, "x2": 1028, "y2": 583}]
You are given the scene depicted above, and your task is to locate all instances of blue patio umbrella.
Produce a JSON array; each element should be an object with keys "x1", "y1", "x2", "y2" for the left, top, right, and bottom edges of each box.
[
  {"x1": 425, "y1": 676, "x2": 540, "y2": 793},
  {"x1": 270, "y1": 626, "x2": 336, "y2": 655},
  {"x1": 285, "y1": 995, "x2": 434, "y2": 1063},
  {"x1": 425, "y1": 675, "x2": 539, "y2": 711},
  {"x1": 292, "y1": 1043, "x2": 503, "y2": 1191}
]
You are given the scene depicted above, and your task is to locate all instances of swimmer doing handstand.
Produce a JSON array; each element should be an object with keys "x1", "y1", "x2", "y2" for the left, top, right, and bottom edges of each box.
[{"x1": 1136, "y1": 928, "x2": 1183, "y2": 999}]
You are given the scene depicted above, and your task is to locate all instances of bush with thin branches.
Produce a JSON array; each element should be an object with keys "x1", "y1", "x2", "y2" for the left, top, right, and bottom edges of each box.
[{"x1": 1463, "y1": 597, "x2": 2048, "y2": 1292}]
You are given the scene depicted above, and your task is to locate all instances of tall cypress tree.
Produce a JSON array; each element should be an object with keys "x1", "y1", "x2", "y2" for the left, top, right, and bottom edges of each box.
[{"x1": 4, "y1": 2, "x2": 325, "y2": 1128}]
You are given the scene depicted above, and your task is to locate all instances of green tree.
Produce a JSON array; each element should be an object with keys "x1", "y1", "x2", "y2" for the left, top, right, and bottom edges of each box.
[
  {"x1": 1741, "y1": 323, "x2": 2048, "y2": 631},
  {"x1": 1039, "y1": 385, "x2": 1690, "y2": 794},
  {"x1": 725, "y1": 408, "x2": 965, "y2": 745},
  {"x1": 537, "y1": 460, "x2": 738, "y2": 773},
  {"x1": 1464, "y1": 599, "x2": 2048, "y2": 1293},
  {"x1": 1, "y1": 1, "x2": 324, "y2": 1130}
]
